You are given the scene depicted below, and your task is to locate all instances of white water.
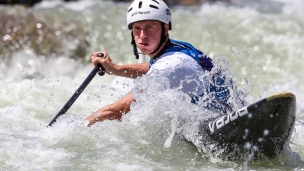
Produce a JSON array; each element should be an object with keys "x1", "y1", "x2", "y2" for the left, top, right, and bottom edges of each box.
[{"x1": 0, "y1": 0, "x2": 304, "y2": 170}]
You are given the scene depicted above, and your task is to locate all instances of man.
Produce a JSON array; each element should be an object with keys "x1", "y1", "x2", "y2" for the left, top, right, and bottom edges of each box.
[{"x1": 86, "y1": 0, "x2": 232, "y2": 126}]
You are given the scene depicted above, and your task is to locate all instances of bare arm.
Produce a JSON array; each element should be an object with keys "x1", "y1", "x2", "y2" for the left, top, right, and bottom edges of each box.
[
  {"x1": 87, "y1": 51, "x2": 146, "y2": 126},
  {"x1": 91, "y1": 51, "x2": 149, "y2": 79},
  {"x1": 111, "y1": 62, "x2": 149, "y2": 79},
  {"x1": 86, "y1": 93, "x2": 135, "y2": 126}
]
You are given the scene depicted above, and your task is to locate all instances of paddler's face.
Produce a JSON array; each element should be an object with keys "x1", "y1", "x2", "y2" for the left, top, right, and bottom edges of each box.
[{"x1": 132, "y1": 20, "x2": 167, "y2": 56}]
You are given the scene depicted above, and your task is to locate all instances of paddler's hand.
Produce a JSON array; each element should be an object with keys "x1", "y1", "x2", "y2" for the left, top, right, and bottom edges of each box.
[
  {"x1": 85, "y1": 112, "x2": 103, "y2": 127},
  {"x1": 91, "y1": 51, "x2": 116, "y2": 75}
]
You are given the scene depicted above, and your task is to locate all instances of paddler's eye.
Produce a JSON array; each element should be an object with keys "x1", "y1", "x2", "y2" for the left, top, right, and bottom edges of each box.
[
  {"x1": 133, "y1": 26, "x2": 141, "y2": 31},
  {"x1": 146, "y1": 25, "x2": 154, "y2": 30}
]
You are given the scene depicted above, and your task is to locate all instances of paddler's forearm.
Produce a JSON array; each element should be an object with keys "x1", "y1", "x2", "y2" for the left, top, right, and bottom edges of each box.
[
  {"x1": 112, "y1": 62, "x2": 149, "y2": 79},
  {"x1": 86, "y1": 104, "x2": 125, "y2": 126},
  {"x1": 86, "y1": 93, "x2": 136, "y2": 126}
]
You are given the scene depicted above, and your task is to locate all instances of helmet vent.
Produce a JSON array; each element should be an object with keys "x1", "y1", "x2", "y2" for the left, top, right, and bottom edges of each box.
[
  {"x1": 127, "y1": 7, "x2": 133, "y2": 13},
  {"x1": 152, "y1": 0, "x2": 160, "y2": 4},
  {"x1": 149, "y1": 5, "x2": 158, "y2": 9},
  {"x1": 138, "y1": 1, "x2": 142, "y2": 8}
]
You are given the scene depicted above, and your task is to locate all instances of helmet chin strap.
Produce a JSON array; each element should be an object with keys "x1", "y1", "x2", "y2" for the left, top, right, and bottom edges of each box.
[
  {"x1": 131, "y1": 32, "x2": 140, "y2": 59},
  {"x1": 130, "y1": 23, "x2": 168, "y2": 59}
]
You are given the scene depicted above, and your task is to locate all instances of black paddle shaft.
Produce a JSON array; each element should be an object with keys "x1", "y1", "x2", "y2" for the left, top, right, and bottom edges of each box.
[{"x1": 47, "y1": 53, "x2": 105, "y2": 127}]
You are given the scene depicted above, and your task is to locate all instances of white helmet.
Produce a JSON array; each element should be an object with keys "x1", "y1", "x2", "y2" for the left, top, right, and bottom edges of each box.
[{"x1": 127, "y1": 0, "x2": 172, "y2": 30}]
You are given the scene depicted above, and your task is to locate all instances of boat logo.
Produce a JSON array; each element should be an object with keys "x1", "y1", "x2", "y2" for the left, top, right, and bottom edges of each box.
[{"x1": 208, "y1": 107, "x2": 249, "y2": 133}]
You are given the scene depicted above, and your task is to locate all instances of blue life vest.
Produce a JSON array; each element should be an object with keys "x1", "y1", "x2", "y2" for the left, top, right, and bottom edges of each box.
[
  {"x1": 149, "y1": 39, "x2": 213, "y2": 71},
  {"x1": 150, "y1": 39, "x2": 232, "y2": 114}
]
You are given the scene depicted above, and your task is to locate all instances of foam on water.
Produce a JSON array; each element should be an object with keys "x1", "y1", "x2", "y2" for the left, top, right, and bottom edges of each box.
[{"x1": 0, "y1": 0, "x2": 304, "y2": 170}]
